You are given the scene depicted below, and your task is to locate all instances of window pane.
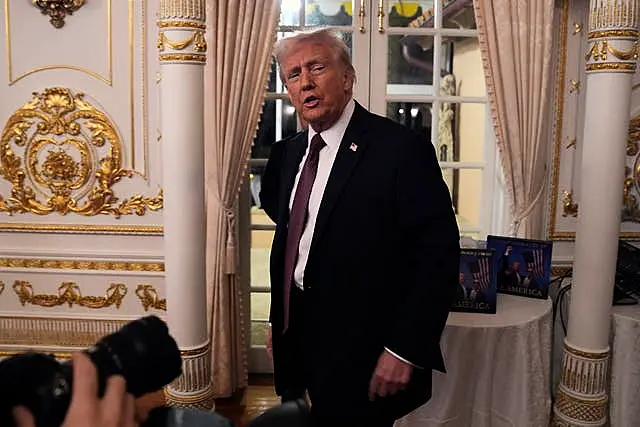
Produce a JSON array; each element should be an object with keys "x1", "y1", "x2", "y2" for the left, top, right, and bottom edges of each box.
[
  {"x1": 251, "y1": 229, "x2": 274, "y2": 287},
  {"x1": 386, "y1": 102, "x2": 432, "y2": 141},
  {"x1": 435, "y1": 102, "x2": 486, "y2": 163},
  {"x1": 442, "y1": 0, "x2": 476, "y2": 29},
  {"x1": 280, "y1": 0, "x2": 302, "y2": 25},
  {"x1": 305, "y1": 0, "x2": 353, "y2": 26},
  {"x1": 251, "y1": 291, "x2": 270, "y2": 347},
  {"x1": 388, "y1": 1, "x2": 434, "y2": 28},
  {"x1": 251, "y1": 319, "x2": 269, "y2": 346},
  {"x1": 388, "y1": 35, "x2": 435, "y2": 95},
  {"x1": 446, "y1": 38, "x2": 485, "y2": 97},
  {"x1": 451, "y1": 168, "x2": 482, "y2": 229},
  {"x1": 252, "y1": 99, "x2": 299, "y2": 163}
]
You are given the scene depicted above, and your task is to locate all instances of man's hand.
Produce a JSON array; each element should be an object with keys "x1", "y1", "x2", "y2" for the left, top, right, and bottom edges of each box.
[
  {"x1": 368, "y1": 350, "x2": 413, "y2": 401},
  {"x1": 13, "y1": 352, "x2": 138, "y2": 427},
  {"x1": 266, "y1": 324, "x2": 273, "y2": 359}
]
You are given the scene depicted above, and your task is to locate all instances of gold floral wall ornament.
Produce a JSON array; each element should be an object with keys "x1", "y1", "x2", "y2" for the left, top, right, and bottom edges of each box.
[
  {"x1": 562, "y1": 190, "x2": 579, "y2": 217},
  {"x1": 0, "y1": 87, "x2": 163, "y2": 217},
  {"x1": 135, "y1": 284, "x2": 166, "y2": 311},
  {"x1": 32, "y1": 0, "x2": 86, "y2": 29},
  {"x1": 12, "y1": 280, "x2": 127, "y2": 309}
]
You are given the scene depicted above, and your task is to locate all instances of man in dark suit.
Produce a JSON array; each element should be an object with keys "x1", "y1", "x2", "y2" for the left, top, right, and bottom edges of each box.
[{"x1": 260, "y1": 28, "x2": 460, "y2": 427}]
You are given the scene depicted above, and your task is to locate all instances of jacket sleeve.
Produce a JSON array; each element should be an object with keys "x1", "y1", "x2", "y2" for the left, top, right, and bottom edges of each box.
[
  {"x1": 384, "y1": 133, "x2": 460, "y2": 369},
  {"x1": 259, "y1": 140, "x2": 286, "y2": 224}
]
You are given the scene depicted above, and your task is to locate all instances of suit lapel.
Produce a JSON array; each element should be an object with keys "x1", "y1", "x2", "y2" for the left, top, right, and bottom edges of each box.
[
  {"x1": 310, "y1": 103, "x2": 370, "y2": 253},
  {"x1": 278, "y1": 131, "x2": 308, "y2": 223}
]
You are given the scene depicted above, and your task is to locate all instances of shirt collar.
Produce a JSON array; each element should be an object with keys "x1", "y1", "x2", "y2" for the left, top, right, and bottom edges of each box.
[{"x1": 308, "y1": 98, "x2": 355, "y2": 150}]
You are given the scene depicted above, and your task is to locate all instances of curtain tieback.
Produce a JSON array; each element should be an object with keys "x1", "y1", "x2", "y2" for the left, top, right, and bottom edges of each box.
[
  {"x1": 510, "y1": 181, "x2": 546, "y2": 236},
  {"x1": 224, "y1": 208, "x2": 237, "y2": 275}
]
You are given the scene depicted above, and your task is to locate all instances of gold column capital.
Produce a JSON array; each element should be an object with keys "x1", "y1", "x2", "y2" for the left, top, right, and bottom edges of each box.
[
  {"x1": 157, "y1": 0, "x2": 207, "y2": 64},
  {"x1": 585, "y1": 0, "x2": 640, "y2": 73}
]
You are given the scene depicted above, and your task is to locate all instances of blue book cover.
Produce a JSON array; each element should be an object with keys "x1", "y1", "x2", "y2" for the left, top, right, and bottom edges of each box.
[
  {"x1": 452, "y1": 248, "x2": 497, "y2": 314},
  {"x1": 486, "y1": 235, "x2": 553, "y2": 300}
]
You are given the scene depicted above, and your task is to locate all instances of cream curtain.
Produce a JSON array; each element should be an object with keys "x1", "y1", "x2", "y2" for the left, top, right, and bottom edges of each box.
[
  {"x1": 204, "y1": 1, "x2": 280, "y2": 397},
  {"x1": 473, "y1": 0, "x2": 555, "y2": 238}
]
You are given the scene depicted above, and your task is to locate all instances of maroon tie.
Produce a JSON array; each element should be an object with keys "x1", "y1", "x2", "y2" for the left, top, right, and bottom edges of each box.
[{"x1": 282, "y1": 133, "x2": 326, "y2": 332}]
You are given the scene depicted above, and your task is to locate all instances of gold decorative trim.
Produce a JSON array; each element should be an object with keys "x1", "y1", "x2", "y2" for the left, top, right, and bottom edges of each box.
[
  {"x1": 589, "y1": 0, "x2": 640, "y2": 31},
  {"x1": 563, "y1": 342, "x2": 609, "y2": 360},
  {"x1": 566, "y1": 137, "x2": 577, "y2": 149},
  {"x1": 165, "y1": 388, "x2": 215, "y2": 410},
  {"x1": 586, "y1": 62, "x2": 636, "y2": 72},
  {"x1": 32, "y1": 0, "x2": 86, "y2": 29},
  {"x1": 586, "y1": 40, "x2": 639, "y2": 62},
  {"x1": 548, "y1": 0, "x2": 569, "y2": 239},
  {"x1": 180, "y1": 344, "x2": 209, "y2": 357},
  {"x1": 551, "y1": 266, "x2": 572, "y2": 277},
  {"x1": 157, "y1": 31, "x2": 207, "y2": 52},
  {"x1": 158, "y1": 0, "x2": 205, "y2": 22},
  {"x1": 13, "y1": 280, "x2": 127, "y2": 309},
  {"x1": 0, "y1": 223, "x2": 163, "y2": 234},
  {"x1": 0, "y1": 258, "x2": 164, "y2": 271},
  {"x1": 562, "y1": 190, "x2": 579, "y2": 217},
  {"x1": 0, "y1": 87, "x2": 163, "y2": 218},
  {"x1": 158, "y1": 53, "x2": 206, "y2": 62},
  {"x1": 554, "y1": 387, "x2": 607, "y2": 423},
  {"x1": 0, "y1": 315, "x2": 128, "y2": 347},
  {"x1": 0, "y1": 280, "x2": 4, "y2": 294},
  {"x1": 136, "y1": 284, "x2": 167, "y2": 311},
  {"x1": 0, "y1": 350, "x2": 72, "y2": 359},
  {"x1": 588, "y1": 29, "x2": 640, "y2": 39},
  {"x1": 569, "y1": 79, "x2": 580, "y2": 93},
  {"x1": 157, "y1": 21, "x2": 206, "y2": 29},
  {"x1": 573, "y1": 22, "x2": 582, "y2": 34}
]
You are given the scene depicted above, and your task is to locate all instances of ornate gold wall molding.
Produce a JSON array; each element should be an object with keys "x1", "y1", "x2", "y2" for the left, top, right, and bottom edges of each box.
[
  {"x1": 136, "y1": 284, "x2": 167, "y2": 311},
  {"x1": 0, "y1": 258, "x2": 164, "y2": 272},
  {"x1": 0, "y1": 87, "x2": 163, "y2": 217},
  {"x1": 32, "y1": 0, "x2": 86, "y2": 29},
  {"x1": 0, "y1": 280, "x2": 4, "y2": 295},
  {"x1": 552, "y1": 340, "x2": 609, "y2": 426},
  {"x1": 157, "y1": 1, "x2": 206, "y2": 64},
  {"x1": 0, "y1": 315, "x2": 128, "y2": 347},
  {"x1": 12, "y1": 280, "x2": 127, "y2": 309}
]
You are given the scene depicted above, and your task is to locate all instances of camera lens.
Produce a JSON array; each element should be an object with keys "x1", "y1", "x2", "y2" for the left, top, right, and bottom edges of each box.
[
  {"x1": 0, "y1": 315, "x2": 183, "y2": 427},
  {"x1": 84, "y1": 315, "x2": 183, "y2": 398}
]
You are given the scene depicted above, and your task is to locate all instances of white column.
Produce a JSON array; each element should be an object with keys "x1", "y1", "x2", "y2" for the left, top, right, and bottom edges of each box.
[
  {"x1": 553, "y1": 1, "x2": 639, "y2": 426},
  {"x1": 157, "y1": 0, "x2": 213, "y2": 410}
]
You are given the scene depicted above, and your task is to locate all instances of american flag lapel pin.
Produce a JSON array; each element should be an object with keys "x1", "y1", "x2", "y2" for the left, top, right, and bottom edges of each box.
[{"x1": 349, "y1": 142, "x2": 358, "y2": 152}]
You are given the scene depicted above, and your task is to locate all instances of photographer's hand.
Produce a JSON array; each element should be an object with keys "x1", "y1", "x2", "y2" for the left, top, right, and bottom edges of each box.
[{"x1": 13, "y1": 352, "x2": 138, "y2": 427}]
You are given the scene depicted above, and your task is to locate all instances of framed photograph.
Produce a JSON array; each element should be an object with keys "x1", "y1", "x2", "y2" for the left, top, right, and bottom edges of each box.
[
  {"x1": 486, "y1": 235, "x2": 553, "y2": 300},
  {"x1": 452, "y1": 248, "x2": 497, "y2": 314}
]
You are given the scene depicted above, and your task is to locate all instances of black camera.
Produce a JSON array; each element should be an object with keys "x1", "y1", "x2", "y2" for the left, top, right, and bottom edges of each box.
[{"x1": 0, "y1": 315, "x2": 183, "y2": 427}]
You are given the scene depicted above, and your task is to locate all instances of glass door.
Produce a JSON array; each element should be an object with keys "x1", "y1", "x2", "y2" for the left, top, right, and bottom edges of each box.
[{"x1": 248, "y1": 0, "x2": 371, "y2": 373}]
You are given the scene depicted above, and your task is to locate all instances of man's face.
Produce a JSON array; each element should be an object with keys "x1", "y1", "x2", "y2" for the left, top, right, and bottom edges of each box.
[
  {"x1": 512, "y1": 262, "x2": 520, "y2": 271},
  {"x1": 281, "y1": 41, "x2": 353, "y2": 132},
  {"x1": 459, "y1": 273, "x2": 464, "y2": 283}
]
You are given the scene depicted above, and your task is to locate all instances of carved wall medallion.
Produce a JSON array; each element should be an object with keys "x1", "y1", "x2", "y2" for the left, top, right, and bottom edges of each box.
[
  {"x1": 0, "y1": 87, "x2": 163, "y2": 217},
  {"x1": 32, "y1": 0, "x2": 86, "y2": 29},
  {"x1": 12, "y1": 280, "x2": 127, "y2": 309},
  {"x1": 136, "y1": 284, "x2": 167, "y2": 311}
]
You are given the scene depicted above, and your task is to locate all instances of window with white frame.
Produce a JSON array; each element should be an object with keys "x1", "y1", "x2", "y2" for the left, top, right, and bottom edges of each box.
[{"x1": 246, "y1": 0, "x2": 502, "y2": 372}]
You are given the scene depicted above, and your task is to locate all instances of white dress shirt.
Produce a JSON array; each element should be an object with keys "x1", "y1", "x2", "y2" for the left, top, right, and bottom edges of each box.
[
  {"x1": 289, "y1": 99, "x2": 355, "y2": 288},
  {"x1": 286, "y1": 99, "x2": 420, "y2": 368}
]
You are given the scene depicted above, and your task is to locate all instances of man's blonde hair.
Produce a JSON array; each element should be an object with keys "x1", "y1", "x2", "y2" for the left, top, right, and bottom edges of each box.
[{"x1": 273, "y1": 28, "x2": 356, "y2": 84}]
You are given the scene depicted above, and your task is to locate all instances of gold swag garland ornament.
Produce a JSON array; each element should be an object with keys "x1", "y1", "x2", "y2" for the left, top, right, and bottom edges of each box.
[{"x1": 0, "y1": 87, "x2": 162, "y2": 217}]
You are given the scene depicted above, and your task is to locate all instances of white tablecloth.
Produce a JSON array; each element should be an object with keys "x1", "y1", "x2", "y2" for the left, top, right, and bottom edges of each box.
[
  {"x1": 396, "y1": 294, "x2": 553, "y2": 427},
  {"x1": 610, "y1": 304, "x2": 640, "y2": 427}
]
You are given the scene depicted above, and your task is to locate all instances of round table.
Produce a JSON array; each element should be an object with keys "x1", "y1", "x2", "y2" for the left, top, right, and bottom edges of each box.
[
  {"x1": 395, "y1": 294, "x2": 553, "y2": 427},
  {"x1": 610, "y1": 304, "x2": 640, "y2": 427}
]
